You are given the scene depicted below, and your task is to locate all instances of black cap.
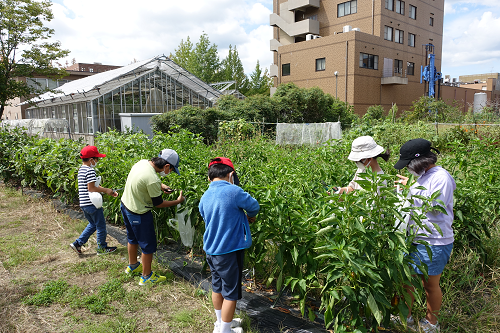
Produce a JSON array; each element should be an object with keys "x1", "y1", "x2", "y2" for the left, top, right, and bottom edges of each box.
[{"x1": 394, "y1": 139, "x2": 439, "y2": 170}]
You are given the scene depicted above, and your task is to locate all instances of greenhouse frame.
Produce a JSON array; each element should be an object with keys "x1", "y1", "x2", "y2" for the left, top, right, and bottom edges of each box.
[{"x1": 24, "y1": 56, "x2": 222, "y2": 141}]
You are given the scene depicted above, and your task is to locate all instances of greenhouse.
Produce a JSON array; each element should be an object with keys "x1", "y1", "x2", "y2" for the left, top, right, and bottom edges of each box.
[{"x1": 24, "y1": 56, "x2": 222, "y2": 138}]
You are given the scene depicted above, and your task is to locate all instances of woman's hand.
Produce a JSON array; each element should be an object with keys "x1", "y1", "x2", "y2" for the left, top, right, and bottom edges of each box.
[
  {"x1": 177, "y1": 190, "x2": 185, "y2": 204},
  {"x1": 396, "y1": 174, "x2": 409, "y2": 186}
]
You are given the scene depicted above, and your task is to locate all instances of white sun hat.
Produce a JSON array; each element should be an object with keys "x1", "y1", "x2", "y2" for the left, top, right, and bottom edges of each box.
[{"x1": 347, "y1": 136, "x2": 385, "y2": 161}]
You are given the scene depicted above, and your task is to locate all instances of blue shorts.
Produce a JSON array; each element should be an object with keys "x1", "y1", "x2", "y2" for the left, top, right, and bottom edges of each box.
[
  {"x1": 120, "y1": 203, "x2": 157, "y2": 254},
  {"x1": 206, "y1": 250, "x2": 244, "y2": 301},
  {"x1": 410, "y1": 243, "x2": 453, "y2": 276}
]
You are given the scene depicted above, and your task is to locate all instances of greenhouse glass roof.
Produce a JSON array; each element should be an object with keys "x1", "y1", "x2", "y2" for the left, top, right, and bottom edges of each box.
[{"x1": 28, "y1": 56, "x2": 221, "y2": 106}]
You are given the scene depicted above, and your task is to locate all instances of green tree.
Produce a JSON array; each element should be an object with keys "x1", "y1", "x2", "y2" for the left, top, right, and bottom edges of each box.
[
  {"x1": 191, "y1": 32, "x2": 221, "y2": 84},
  {"x1": 221, "y1": 45, "x2": 248, "y2": 93},
  {"x1": 0, "y1": 0, "x2": 69, "y2": 120},
  {"x1": 169, "y1": 36, "x2": 194, "y2": 70},
  {"x1": 247, "y1": 60, "x2": 272, "y2": 96}
]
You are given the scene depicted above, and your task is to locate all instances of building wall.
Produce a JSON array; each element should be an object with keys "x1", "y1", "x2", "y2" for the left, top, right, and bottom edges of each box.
[
  {"x1": 271, "y1": 0, "x2": 445, "y2": 115},
  {"x1": 66, "y1": 63, "x2": 122, "y2": 73}
]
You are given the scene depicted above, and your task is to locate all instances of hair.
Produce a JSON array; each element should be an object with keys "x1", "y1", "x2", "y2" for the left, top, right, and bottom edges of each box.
[
  {"x1": 374, "y1": 149, "x2": 391, "y2": 162},
  {"x1": 208, "y1": 163, "x2": 234, "y2": 181},
  {"x1": 151, "y1": 157, "x2": 170, "y2": 169},
  {"x1": 81, "y1": 157, "x2": 99, "y2": 162},
  {"x1": 407, "y1": 151, "x2": 438, "y2": 175}
]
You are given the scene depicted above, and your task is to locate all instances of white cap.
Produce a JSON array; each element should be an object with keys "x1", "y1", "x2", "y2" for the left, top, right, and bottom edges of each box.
[{"x1": 347, "y1": 136, "x2": 385, "y2": 161}]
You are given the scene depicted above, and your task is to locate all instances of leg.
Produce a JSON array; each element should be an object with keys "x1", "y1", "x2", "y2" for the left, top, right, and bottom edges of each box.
[
  {"x1": 404, "y1": 282, "x2": 416, "y2": 318},
  {"x1": 141, "y1": 252, "x2": 153, "y2": 277},
  {"x1": 94, "y1": 208, "x2": 108, "y2": 249},
  {"x1": 212, "y1": 292, "x2": 223, "y2": 310},
  {"x1": 77, "y1": 206, "x2": 98, "y2": 245},
  {"x1": 221, "y1": 299, "x2": 237, "y2": 323},
  {"x1": 128, "y1": 243, "x2": 139, "y2": 265},
  {"x1": 422, "y1": 274, "x2": 442, "y2": 325}
]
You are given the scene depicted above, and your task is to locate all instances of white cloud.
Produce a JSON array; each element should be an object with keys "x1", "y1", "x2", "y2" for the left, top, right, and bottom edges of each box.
[
  {"x1": 443, "y1": 11, "x2": 500, "y2": 73},
  {"x1": 47, "y1": 0, "x2": 273, "y2": 74}
]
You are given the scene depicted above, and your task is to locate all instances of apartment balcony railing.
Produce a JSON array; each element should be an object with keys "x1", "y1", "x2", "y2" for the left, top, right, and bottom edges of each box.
[
  {"x1": 287, "y1": 0, "x2": 320, "y2": 11},
  {"x1": 270, "y1": 13, "x2": 320, "y2": 37},
  {"x1": 270, "y1": 64, "x2": 279, "y2": 78}
]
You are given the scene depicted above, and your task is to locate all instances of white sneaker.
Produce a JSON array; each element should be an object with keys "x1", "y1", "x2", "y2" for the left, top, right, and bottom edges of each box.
[
  {"x1": 419, "y1": 318, "x2": 440, "y2": 333},
  {"x1": 213, "y1": 318, "x2": 244, "y2": 333}
]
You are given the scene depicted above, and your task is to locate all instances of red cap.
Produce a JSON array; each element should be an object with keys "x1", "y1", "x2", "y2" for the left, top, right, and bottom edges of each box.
[
  {"x1": 208, "y1": 157, "x2": 239, "y2": 185},
  {"x1": 80, "y1": 146, "x2": 106, "y2": 159}
]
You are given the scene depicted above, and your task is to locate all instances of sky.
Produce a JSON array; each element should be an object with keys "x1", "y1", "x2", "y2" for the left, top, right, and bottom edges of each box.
[{"x1": 47, "y1": 0, "x2": 499, "y2": 79}]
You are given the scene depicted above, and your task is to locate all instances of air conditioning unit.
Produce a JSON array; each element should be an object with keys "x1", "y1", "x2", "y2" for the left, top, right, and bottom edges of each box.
[
  {"x1": 306, "y1": 34, "x2": 313, "y2": 41},
  {"x1": 343, "y1": 25, "x2": 352, "y2": 33},
  {"x1": 352, "y1": 28, "x2": 360, "y2": 32}
]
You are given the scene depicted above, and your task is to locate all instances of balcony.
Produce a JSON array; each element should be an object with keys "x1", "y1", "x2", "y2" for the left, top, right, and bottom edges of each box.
[
  {"x1": 270, "y1": 13, "x2": 320, "y2": 37},
  {"x1": 270, "y1": 39, "x2": 283, "y2": 51},
  {"x1": 270, "y1": 64, "x2": 279, "y2": 77},
  {"x1": 381, "y1": 76, "x2": 408, "y2": 85},
  {"x1": 288, "y1": 0, "x2": 320, "y2": 11}
]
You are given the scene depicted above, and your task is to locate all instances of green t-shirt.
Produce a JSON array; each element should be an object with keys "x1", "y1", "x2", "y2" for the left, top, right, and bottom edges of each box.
[{"x1": 122, "y1": 160, "x2": 162, "y2": 214}]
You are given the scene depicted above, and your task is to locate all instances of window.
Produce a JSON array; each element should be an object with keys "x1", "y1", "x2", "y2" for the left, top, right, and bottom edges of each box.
[
  {"x1": 384, "y1": 26, "x2": 393, "y2": 41},
  {"x1": 395, "y1": 29, "x2": 404, "y2": 44},
  {"x1": 385, "y1": 0, "x2": 394, "y2": 11},
  {"x1": 90, "y1": 68, "x2": 94, "y2": 73},
  {"x1": 396, "y1": 0, "x2": 405, "y2": 15},
  {"x1": 407, "y1": 62, "x2": 415, "y2": 76},
  {"x1": 359, "y1": 53, "x2": 379, "y2": 70},
  {"x1": 316, "y1": 58, "x2": 326, "y2": 71},
  {"x1": 282, "y1": 63, "x2": 290, "y2": 76},
  {"x1": 429, "y1": 17, "x2": 434, "y2": 26},
  {"x1": 338, "y1": 0, "x2": 357, "y2": 18},
  {"x1": 408, "y1": 33, "x2": 415, "y2": 47},
  {"x1": 409, "y1": 5, "x2": 416, "y2": 19},
  {"x1": 395, "y1": 59, "x2": 403, "y2": 74}
]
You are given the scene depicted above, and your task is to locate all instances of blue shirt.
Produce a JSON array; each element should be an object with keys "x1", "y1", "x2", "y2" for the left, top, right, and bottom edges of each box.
[{"x1": 199, "y1": 180, "x2": 260, "y2": 255}]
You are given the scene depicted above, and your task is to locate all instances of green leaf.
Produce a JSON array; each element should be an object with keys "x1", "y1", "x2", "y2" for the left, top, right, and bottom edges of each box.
[{"x1": 367, "y1": 292, "x2": 382, "y2": 325}]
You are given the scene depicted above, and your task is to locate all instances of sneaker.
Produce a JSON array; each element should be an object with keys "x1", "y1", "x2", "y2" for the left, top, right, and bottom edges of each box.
[
  {"x1": 391, "y1": 314, "x2": 416, "y2": 330},
  {"x1": 97, "y1": 246, "x2": 117, "y2": 255},
  {"x1": 70, "y1": 242, "x2": 82, "y2": 255},
  {"x1": 125, "y1": 262, "x2": 143, "y2": 275},
  {"x1": 418, "y1": 318, "x2": 440, "y2": 333},
  {"x1": 213, "y1": 318, "x2": 244, "y2": 332},
  {"x1": 139, "y1": 271, "x2": 166, "y2": 286}
]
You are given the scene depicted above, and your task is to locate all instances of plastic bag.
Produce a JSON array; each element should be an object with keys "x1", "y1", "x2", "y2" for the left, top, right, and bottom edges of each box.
[
  {"x1": 89, "y1": 176, "x2": 103, "y2": 208},
  {"x1": 169, "y1": 204, "x2": 195, "y2": 247}
]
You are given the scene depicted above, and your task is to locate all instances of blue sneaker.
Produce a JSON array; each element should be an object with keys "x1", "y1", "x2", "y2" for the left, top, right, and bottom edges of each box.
[
  {"x1": 125, "y1": 263, "x2": 143, "y2": 275},
  {"x1": 139, "y1": 271, "x2": 166, "y2": 286}
]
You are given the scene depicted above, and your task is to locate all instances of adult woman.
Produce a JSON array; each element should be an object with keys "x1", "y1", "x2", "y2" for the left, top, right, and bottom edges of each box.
[
  {"x1": 338, "y1": 136, "x2": 390, "y2": 194},
  {"x1": 394, "y1": 138, "x2": 455, "y2": 333}
]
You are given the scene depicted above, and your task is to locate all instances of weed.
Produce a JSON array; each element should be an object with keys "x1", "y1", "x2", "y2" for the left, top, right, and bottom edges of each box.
[{"x1": 23, "y1": 279, "x2": 69, "y2": 306}]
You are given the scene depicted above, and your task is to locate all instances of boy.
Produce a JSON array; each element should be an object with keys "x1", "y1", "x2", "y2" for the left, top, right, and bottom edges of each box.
[
  {"x1": 121, "y1": 149, "x2": 185, "y2": 285},
  {"x1": 199, "y1": 157, "x2": 260, "y2": 333},
  {"x1": 70, "y1": 145, "x2": 119, "y2": 255}
]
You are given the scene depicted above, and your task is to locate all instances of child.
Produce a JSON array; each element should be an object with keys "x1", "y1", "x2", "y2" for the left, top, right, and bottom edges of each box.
[
  {"x1": 199, "y1": 157, "x2": 260, "y2": 333},
  {"x1": 70, "y1": 145, "x2": 119, "y2": 255}
]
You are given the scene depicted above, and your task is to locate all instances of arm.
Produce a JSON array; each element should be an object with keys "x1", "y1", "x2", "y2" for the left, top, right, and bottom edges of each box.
[
  {"x1": 153, "y1": 190, "x2": 185, "y2": 208},
  {"x1": 87, "y1": 182, "x2": 118, "y2": 197}
]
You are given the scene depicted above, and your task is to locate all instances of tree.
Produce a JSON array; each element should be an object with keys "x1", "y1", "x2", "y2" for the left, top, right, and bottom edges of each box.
[
  {"x1": 191, "y1": 32, "x2": 221, "y2": 84},
  {"x1": 0, "y1": 0, "x2": 69, "y2": 120},
  {"x1": 221, "y1": 45, "x2": 248, "y2": 93},
  {"x1": 169, "y1": 36, "x2": 194, "y2": 70},
  {"x1": 247, "y1": 60, "x2": 272, "y2": 96}
]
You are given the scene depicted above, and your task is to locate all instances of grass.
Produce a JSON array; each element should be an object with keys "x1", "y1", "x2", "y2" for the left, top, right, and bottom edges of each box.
[{"x1": 0, "y1": 184, "x2": 257, "y2": 333}]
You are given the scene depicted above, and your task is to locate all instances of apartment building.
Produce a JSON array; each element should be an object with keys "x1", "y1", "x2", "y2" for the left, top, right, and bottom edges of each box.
[{"x1": 270, "y1": 0, "x2": 444, "y2": 114}]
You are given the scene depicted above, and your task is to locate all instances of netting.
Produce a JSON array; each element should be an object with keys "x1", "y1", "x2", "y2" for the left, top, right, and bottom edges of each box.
[
  {"x1": 276, "y1": 122, "x2": 342, "y2": 145},
  {"x1": 1, "y1": 119, "x2": 70, "y2": 136}
]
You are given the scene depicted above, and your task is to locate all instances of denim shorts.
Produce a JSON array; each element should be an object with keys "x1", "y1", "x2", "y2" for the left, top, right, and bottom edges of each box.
[
  {"x1": 206, "y1": 250, "x2": 244, "y2": 301},
  {"x1": 410, "y1": 243, "x2": 453, "y2": 276},
  {"x1": 120, "y1": 203, "x2": 156, "y2": 254}
]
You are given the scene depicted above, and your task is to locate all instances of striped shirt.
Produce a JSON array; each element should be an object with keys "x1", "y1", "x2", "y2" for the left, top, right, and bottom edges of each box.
[{"x1": 78, "y1": 165, "x2": 97, "y2": 207}]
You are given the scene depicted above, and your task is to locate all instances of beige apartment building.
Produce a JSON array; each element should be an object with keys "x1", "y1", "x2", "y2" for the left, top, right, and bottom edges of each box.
[{"x1": 270, "y1": 0, "x2": 444, "y2": 114}]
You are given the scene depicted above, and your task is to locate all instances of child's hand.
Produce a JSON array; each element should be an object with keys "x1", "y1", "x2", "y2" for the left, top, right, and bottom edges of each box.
[
  {"x1": 247, "y1": 216, "x2": 256, "y2": 224},
  {"x1": 108, "y1": 188, "x2": 119, "y2": 197},
  {"x1": 177, "y1": 191, "x2": 185, "y2": 203}
]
